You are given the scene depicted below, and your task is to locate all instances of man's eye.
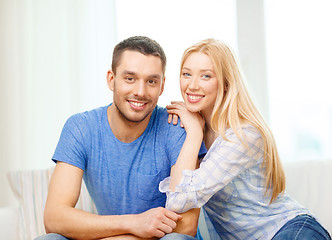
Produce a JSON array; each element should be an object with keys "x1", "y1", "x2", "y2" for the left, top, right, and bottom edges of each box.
[
  {"x1": 148, "y1": 80, "x2": 157, "y2": 84},
  {"x1": 126, "y1": 77, "x2": 134, "y2": 81}
]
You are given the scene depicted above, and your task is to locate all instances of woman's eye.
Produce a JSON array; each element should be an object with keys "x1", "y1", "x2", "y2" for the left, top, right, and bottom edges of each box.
[
  {"x1": 202, "y1": 74, "x2": 211, "y2": 79},
  {"x1": 182, "y1": 73, "x2": 191, "y2": 77}
]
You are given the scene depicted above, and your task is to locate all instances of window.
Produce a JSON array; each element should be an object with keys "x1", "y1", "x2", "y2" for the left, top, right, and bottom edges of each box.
[{"x1": 265, "y1": 0, "x2": 332, "y2": 162}]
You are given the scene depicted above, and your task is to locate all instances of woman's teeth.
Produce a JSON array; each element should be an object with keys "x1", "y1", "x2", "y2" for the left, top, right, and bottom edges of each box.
[{"x1": 188, "y1": 95, "x2": 203, "y2": 101}]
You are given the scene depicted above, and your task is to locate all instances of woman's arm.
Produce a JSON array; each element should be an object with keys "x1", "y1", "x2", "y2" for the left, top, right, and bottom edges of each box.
[
  {"x1": 166, "y1": 102, "x2": 205, "y2": 191},
  {"x1": 160, "y1": 125, "x2": 264, "y2": 213},
  {"x1": 164, "y1": 102, "x2": 204, "y2": 235}
]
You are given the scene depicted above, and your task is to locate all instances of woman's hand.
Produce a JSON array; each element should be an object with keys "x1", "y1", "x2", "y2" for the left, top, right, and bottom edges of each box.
[{"x1": 166, "y1": 101, "x2": 205, "y2": 135}]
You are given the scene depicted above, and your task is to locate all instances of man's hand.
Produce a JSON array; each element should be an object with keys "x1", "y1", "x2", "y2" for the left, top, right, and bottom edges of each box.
[
  {"x1": 130, "y1": 207, "x2": 183, "y2": 238},
  {"x1": 100, "y1": 235, "x2": 157, "y2": 240}
]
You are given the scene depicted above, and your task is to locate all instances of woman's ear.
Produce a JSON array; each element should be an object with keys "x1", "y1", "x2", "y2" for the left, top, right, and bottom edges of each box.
[{"x1": 224, "y1": 81, "x2": 229, "y2": 92}]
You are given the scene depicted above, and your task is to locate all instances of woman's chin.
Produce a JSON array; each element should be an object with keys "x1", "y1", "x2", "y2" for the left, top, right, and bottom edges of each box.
[{"x1": 185, "y1": 104, "x2": 202, "y2": 113}]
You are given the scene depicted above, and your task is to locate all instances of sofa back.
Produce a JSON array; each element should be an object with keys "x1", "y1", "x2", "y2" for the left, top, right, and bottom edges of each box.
[{"x1": 7, "y1": 168, "x2": 96, "y2": 240}]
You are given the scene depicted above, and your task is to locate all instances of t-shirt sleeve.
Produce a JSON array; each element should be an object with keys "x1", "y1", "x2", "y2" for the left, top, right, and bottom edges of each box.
[
  {"x1": 165, "y1": 123, "x2": 207, "y2": 167},
  {"x1": 52, "y1": 113, "x2": 88, "y2": 171},
  {"x1": 166, "y1": 123, "x2": 187, "y2": 167}
]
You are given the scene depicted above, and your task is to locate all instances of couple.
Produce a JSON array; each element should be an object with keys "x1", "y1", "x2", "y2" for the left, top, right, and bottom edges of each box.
[{"x1": 36, "y1": 36, "x2": 330, "y2": 240}]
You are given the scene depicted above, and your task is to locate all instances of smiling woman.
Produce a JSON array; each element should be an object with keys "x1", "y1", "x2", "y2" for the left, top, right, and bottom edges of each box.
[{"x1": 180, "y1": 52, "x2": 219, "y2": 116}]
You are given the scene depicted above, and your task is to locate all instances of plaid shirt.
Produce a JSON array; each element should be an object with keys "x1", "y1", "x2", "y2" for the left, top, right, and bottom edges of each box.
[{"x1": 160, "y1": 126, "x2": 310, "y2": 240}]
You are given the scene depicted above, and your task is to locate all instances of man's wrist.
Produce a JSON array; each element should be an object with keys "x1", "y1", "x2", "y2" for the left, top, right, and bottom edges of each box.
[{"x1": 120, "y1": 214, "x2": 137, "y2": 235}]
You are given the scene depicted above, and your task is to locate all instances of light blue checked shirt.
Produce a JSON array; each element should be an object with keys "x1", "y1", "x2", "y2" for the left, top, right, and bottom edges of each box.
[{"x1": 160, "y1": 125, "x2": 310, "y2": 240}]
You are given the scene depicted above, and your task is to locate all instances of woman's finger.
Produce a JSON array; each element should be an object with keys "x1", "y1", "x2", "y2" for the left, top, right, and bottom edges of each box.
[
  {"x1": 171, "y1": 101, "x2": 184, "y2": 105},
  {"x1": 166, "y1": 104, "x2": 181, "y2": 111},
  {"x1": 172, "y1": 114, "x2": 179, "y2": 125},
  {"x1": 168, "y1": 113, "x2": 173, "y2": 124}
]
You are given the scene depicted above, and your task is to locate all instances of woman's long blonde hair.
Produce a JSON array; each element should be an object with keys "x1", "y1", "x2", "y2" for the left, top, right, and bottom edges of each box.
[{"x1": 180, "y1": 39, "x2": 285, "y2": 202}]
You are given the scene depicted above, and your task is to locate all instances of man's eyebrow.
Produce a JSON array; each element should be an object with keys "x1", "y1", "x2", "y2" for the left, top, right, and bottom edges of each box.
[
  {"x1": 148, "y1": 74, "x2": 162, "y2": 79},
  {"x1": 120, "y1": 71, "x2": 161, "y2": 79},
  {"x1": 121, "y1": 70, "x2": 137, "y2": 76}
]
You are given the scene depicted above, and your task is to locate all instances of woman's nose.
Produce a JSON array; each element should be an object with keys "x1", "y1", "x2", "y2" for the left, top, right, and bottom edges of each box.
[{"x1": 188, "y1": 76, "x2": 199, "y2": 90}]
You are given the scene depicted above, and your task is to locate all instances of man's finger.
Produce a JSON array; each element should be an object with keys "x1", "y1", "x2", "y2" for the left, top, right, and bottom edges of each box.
[
  {"x1": 154, "y1": 229, "x2": 166, "y2": 238},
  {"x1": 161, "y1": 216, "x2": 177, "y2": 230},
  {"x1": 158, "y1": 222, "x2": 174, "y2": 235},
  {"x1": 164, "y1": 209, "x2": 182, "y2": 221}
]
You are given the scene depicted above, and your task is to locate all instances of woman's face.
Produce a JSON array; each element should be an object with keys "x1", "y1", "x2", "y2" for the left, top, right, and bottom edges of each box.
[{"x1": 180, "y1": 52, "x2": 219, "y2": 116}]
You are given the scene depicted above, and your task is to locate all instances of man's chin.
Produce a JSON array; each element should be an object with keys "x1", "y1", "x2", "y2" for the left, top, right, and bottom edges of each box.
[{"x1": 122, "y1": 111, "x2": 152, "y2": 124}]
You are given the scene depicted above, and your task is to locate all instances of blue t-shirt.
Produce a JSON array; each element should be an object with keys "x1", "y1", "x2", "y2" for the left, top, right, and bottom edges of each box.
[{"x1": 53, "y1": 104, "x2": 205, "y2": 215}]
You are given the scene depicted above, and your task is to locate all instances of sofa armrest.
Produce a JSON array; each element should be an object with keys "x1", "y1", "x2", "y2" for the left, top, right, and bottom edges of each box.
[{"x1": 0, "y1": 206, "x2": 19, "y2": 240}]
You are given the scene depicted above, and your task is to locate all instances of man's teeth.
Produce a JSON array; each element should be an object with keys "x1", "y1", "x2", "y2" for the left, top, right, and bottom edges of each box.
[
  {"x1": 131, "y1": 101, "x2": 144, "y2": 107},
  {"x1": 188, "y1": 95, "x2": 203, "y2": 101}
]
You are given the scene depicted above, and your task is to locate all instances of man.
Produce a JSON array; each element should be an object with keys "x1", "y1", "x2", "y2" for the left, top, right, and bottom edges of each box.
[{"x1": 36, "y1": 36, "x2": 204, "y2": 240}]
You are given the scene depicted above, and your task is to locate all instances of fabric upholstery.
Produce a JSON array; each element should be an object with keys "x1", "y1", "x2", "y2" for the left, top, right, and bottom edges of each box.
[{"x1": 7, "y1": 168, "x2": 96, "y2": 240}]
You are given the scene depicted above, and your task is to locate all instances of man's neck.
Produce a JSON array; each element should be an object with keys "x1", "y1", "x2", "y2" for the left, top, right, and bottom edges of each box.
[{"x1": 107, "y1": 105, "x2": 151, "y2": 143}]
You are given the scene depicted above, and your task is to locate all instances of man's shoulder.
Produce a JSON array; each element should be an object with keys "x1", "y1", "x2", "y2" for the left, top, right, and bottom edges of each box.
[
  {"x1": 70, "y1": 105, "x2": 107, "y2": 122},
  {"x1": 64, "y1": 105, "x2": 107, "y2": 131},
  {"x1": 153, "y1": 105, "x2": 171, "y2": 125},
  {"x1": 152, "y1": 105, "x2": 186, "y2": 134},
  {"x1": 154, "y1": 105, "x2": 167, "y2": 115}
]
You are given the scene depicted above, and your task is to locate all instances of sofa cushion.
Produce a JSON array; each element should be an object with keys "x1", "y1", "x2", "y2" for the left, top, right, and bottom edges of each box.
[
  {"x1": 0, "y1": 207, "x2": 19, "y2": 240},
  {"x1": 284, "y1": 160, "x2": 332, "y2": 235},
  {"x1": 7, "y1": 168, "x2": 96, "y2": 240}
]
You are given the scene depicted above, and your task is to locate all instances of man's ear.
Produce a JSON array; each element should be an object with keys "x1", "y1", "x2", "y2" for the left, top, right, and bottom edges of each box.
[
  {"x1": 159, "y1": 76, "x2": 166, "y2": 96},
  {"x1": 107, "y1": 70, "x2": 115, "y2": 91}
]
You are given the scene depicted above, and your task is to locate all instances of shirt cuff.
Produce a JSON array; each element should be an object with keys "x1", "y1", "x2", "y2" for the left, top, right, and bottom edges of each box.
[{"x1": 159, "y1": 169, "x2": 206, "y2": 193}]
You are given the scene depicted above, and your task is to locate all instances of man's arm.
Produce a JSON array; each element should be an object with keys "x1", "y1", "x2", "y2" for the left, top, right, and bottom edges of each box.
[
  {"x1": 44, "y1": 162, "x2": 182, "y2": 240},
  {"x1": 100, "y1": 209, "x2": 200, "y2": 239}
]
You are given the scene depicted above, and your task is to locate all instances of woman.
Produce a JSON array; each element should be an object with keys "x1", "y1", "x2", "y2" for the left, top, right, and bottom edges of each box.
[{"x1": 159, "y1": 39, "x2": 331, "y2": 239}]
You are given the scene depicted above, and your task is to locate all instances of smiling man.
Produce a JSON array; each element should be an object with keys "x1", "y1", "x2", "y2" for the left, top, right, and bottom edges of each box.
[{"x1": 36, "y1": 36, "x2": 204, "y2": 240}]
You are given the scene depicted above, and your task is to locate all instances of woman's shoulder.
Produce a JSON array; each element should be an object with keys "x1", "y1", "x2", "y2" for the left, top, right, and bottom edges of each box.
[
  {"x1": 215, "y1": 124, "x2": 263, "y2": 149},
  {"x1": 225, "y1": 124, "x2": 262, "y2": 138}
]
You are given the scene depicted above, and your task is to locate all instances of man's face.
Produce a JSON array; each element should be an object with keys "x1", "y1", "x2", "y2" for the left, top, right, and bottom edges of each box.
[{"x1": 108, "y1": 50, "x2": 165, "y2": 123}]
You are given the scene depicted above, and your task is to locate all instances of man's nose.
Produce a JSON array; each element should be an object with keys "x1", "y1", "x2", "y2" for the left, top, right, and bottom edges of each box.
[{"x1": 133, "y1": 80, "x2": 146, "y2": 96}]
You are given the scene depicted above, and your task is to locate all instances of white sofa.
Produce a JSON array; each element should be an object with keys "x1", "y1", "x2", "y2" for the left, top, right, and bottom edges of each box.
[{"x1": 1, "y1": 160, "x2": 331, "y2": 240}]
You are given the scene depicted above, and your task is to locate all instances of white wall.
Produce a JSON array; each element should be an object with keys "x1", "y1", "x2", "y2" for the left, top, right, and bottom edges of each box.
[
  {"x1": 236, "y1": 0, "x2": 269, "y2": 122},
  {"x1": 0, "y1": 0, "x2": 116, "y2": 207}
]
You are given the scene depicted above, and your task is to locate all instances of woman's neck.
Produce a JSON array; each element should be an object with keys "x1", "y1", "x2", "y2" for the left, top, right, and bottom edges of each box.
[{"x1": 203, "y1": 119, "x2": 219, "y2": 150}]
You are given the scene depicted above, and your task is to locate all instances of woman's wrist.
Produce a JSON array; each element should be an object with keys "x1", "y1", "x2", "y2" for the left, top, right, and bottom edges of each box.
[{"x1": 186, "y1": 129, "x2": 203, "y2": 141}]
